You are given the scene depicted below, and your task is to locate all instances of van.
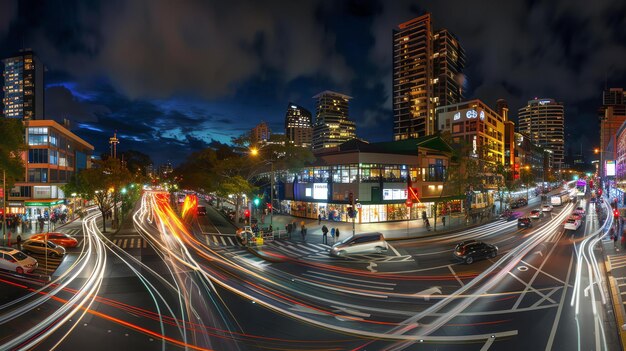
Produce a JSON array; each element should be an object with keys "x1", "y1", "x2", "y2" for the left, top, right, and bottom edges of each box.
[{"x1": 330, "y1": 232, "x2": 388, "y2": 257}]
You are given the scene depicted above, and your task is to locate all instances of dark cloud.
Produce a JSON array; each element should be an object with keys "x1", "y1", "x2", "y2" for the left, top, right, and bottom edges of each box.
[{"x1": 45, "y1": 85, "x2": 109, "y2": 123}]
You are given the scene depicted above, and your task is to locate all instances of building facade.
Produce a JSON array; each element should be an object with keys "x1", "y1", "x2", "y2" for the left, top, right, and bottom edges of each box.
[
  {"x1": 284, "y1": 103, "x2": 313, "y2": 148},
  {"x1": 311, "y1": 91, "x2": 356, "y2": 151},
  {"x1": 2, "y1": 50, "x2": 45, "y2": 120},
  {"x1": 7, "y1": 120, "x2": 93, "y2": 219},
  {"x1": 514, "y1": 132, "x2": 546, "y2": 182},
  {"x1": 517, "y1": 98, "x2": 565, "y2": 169},
  {"x1": 437, "y1": 99, "x2": 505, "y2": 167},
  {"x1": 392, "y1": 13, "x2": 465, "y2": 141},
  {"x1": 266, "y1": 136, "x2": 457, "y2": 223},
  {"x1": 599, "y1": 88, "x2": 626, "y2": 178},
  {"x1": 251, "y1": 121, "x2": 271, "y2": 144}
]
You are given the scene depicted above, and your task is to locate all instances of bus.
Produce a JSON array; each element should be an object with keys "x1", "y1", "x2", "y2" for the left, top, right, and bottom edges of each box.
[{"x1": 551, "y1": 191, "x2": 570, "y2": 206}]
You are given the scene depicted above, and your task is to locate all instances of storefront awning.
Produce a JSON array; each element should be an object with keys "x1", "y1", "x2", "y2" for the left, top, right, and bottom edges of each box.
[{"x1": 24, "y1": 199, "x2": 66, "y2": 207}]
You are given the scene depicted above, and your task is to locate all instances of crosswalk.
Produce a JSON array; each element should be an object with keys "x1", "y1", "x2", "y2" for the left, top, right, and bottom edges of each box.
[
  {"x1": 220, "y1": 249, "x2": 272, "y2": 268},
  {"x1": 203, "y1": 234, "x2": 241, "y2": 247},
  {"x1": 111, "y1": 237, "x2": 148, "y2": 249},
  {"x1": 62, "y1": 228, "x2": 83, "y2": 237},
  {"x1": 265, "y1": 240, "x2": 412, "y2": 262}
]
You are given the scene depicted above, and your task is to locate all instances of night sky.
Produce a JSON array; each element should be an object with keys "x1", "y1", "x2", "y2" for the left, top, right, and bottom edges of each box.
[{"x1": 1, "y1": 0, "x2": 625, "y2": 165}]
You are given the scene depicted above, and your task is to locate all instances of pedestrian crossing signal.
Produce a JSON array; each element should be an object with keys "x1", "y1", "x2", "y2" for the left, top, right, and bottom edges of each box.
[{"x1": 244, "y1": 209, "x2": 250, "y2": 218}]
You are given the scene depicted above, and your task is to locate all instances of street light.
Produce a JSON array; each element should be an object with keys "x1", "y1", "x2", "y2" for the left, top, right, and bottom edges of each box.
[{"x1": 249, "y1": 146, "x2": 275, "y2": 229}]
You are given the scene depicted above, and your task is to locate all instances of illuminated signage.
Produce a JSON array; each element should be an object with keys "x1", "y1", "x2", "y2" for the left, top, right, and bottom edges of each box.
[
  {"x1": 305, "y1": 188, "x2": 312, "y2": 197},
  {"x1": 290, "y1": 105, "x2": 297, "y2": 109},
  {"x1": 538, "y1": 100, "x2": 551, "y2": 105},
  {"x1": 313, "y1": 183, "x2": 328, "y2": 200},
  {"x1": 453, "y1": 112, "x2": 461, "y2": 121},
  {"x1": 24, "y1": 200, "x2": 65, "y2": 207},
  {"x1": 606, "y1": 160, "x2": 616, "y2": 177},
  {"x1": 466, "y1": 110, "x2": 478, "y2": 119},
  {"x1": 480, "y1": 111, "x2": 485, "y2": 120},
  {"x1": 472, "y1": 135, "x2": 477, "y2": 156},
  {"x1": 383, "y1": 189, "x2": 408, "y2": 200}
]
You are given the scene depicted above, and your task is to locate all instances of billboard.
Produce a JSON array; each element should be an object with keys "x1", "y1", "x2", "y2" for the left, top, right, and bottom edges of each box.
[
  {"x1": 383, "y1": 188, "x2": 408, "y2": 200},
  {"x1": 606, "y1": 160, "x2": 616, "y2": 177},
  {"x1": 313, "y1": 183, "x2": 328, "y2": 200}
]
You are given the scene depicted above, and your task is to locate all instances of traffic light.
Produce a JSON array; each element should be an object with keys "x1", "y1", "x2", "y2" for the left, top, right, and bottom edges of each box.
[
  {"x1": 244, "y1": 209, "x2": 250, "y2": 218},
  {"x1": 614, "y1": 209, "x2": 620, "y2": 219},
  {"x1": 253, "y1": 198, "x2": 260, "y2": 206},
  {"x1": 267, "y1": 204, "x2": 272, "y2": 210}
]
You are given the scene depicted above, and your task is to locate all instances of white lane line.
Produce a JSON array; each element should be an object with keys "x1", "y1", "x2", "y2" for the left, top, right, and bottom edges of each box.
[
  {"x1": 520, "y1": 259, "x2": 573, "y2": 287},
  {"x1": 212, "y1": 235, "x2": 218, "y2": 244},
  {"x1": 293, "y1": 278, "x2": 388, "y2": 299},
  {"x1": 309, "y1": 243, "x2": 331, "y2": 250},
  {"x1": 531, "y1": 287, "x2": 561, "y2": 308},
  {"x1": 448, "y1": 265, "x2": 464, "y2": 286},
  {"x1": 307, "y1": 270, "x2": 397, "y2": 286},
  {"x1": 544, "y1": 253, "x2": 574, "y2": 350},
  {"x1": 507, "y1": 271, "x2": 556, "y2": 305},
  {"x1": 277, "y1": 245, "x2": 308, "y2": 257},
  {"x1": 480, "y1": 336, "x2": 495, "y2": 351},
  {"x1": 220, "y1": 236, "x2": 227, "y2": 245},
  {"x1": 331, "y1": 306, "x2": 371, "y2": 318},
  {"x1": 301, "y1": 273, "x2": 395, "y2": 291},
  {"x1": 295, "y1": 244, "x2": 319, "y2": 253},
  {"x1": 388, "y1": 243, "x2": 401, "y2": 257}
]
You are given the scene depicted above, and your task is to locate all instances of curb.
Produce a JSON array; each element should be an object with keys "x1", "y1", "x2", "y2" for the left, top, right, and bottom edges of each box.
[
  {"x1": 604, "y1": 249, "x2": 626, "y2": 349},
  {"x1": 385, "y1": 218, "x2": 499, "y2": 242}
]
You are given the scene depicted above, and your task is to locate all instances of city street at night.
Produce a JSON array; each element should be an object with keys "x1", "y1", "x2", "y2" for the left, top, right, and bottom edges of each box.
[{"x1": 1, "y1": 1, "x2": 626, "y2": 350}]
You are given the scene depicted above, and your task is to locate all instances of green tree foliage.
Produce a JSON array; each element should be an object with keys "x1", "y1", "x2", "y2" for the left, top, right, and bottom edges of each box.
[{"x1": 0, "y1": 118, "x2": 26, "y2": 187}]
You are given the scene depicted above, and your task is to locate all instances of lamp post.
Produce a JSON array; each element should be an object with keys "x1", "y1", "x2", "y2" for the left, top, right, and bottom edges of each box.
[{"x1": 250, "y1": 146, "x2": 276, "y2": 229}]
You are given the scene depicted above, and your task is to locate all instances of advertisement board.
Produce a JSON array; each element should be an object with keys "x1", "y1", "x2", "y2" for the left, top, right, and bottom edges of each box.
[
  {"x1": 383, "y1": 188, "x2": 408, "y2": 200},
  {"x1": 606, "y1": 160, "x2": 616, "y2": 177},
  {"x1": 313, "y1": 183, "x2": 328, "y2": 200}
]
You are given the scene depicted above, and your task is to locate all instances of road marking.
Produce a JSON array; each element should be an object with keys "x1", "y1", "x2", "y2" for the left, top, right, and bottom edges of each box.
[
  {"x1": 306, "y1": 271, "x2": 396, "y2": 286},
  {"x1": 301, "y1": 273, "x2": 394, "y2": 291},
  {"x1": 226, "y1": 237, "x2": 234, "y2": 245},
  {"x1": 367, "y1": 262, "x2": 378, "y2": 273},
  {"x1": 448, "y1": 265, "x2": 464, "y2": 286},
  {"x1": 220, "y1": 236, "x2": 227, "y2": 245},
  {"x1": 130, "y1": 238, "x2": 135, "y2": 248},
  {"x1": 544, "y1": 252, "x2": 574, "y2": 350},
  {"x1": 517, "y1": 266, "x2": 528, "y2": 272},
  {"x1": 388, "y1": 243, "x2": 401, "y2": 257},
  {"x1": 480, "y1": 336, "x2": 495, "y2": 351},
  {"x1": 143, "y1": 239, "x2": 147, "y2": 248},
  {"x1": 414, "y1": 287, "x2": 442, "y2": 301},
  {"x1": 293, "y1": 278, "x2": 389, "y2": 298},
  {"x1": 520, "y1": 259, "x2": 573, "y2": 286},
  {"x1": 331, "y1": 306, "x2": 371, "y2": 318},
  {"x1": 507, "y1": 271, "x2": 556, "y2": 305},
  {"x1": 122, "y1": 239, "x2": 127, "y2": 248},
  {"x1": 294, "y1": 244, "x2": 319, "y2": 253},
  {"x1": 531, "y1": 287, "x2": 561, "y2": 308},
  {"x1": 212, "y1": 236, "x2": 218, "y2": 244}
]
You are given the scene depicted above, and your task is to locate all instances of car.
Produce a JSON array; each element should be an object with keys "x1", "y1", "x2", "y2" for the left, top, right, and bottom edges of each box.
[
  {"x1": 30, "y1": 232, "x2": 78, "y2": 248},
  {"x1": 574, "y1": 206, "x2": 586, "y2": 216},
  {"x1": 564, "y1": 216, "x2": 582, "y2": 231},
  {"x1": 542, "y1": 204, "x2": 553, "y2": 212},
  {"x1": 0, "y1": 247, "x2": 38, "y2": 274},
  {"x1": 571, "y1": 213, "x2": 583, "y2": 221},
  {"x1": 21, "y1": 239, "x2": 66, "y2": 257},
  {"x1": 453, "y1": 241, "x2": 498, "y2": 264},
  {"x1": 330, "y1": 233, "x2": 388, "y2": 257},
  {"x1": 518, "y1": 217, "x2": 533, "y2": 228},
  {"x1": 197, "y1": 206, "x2": 207, "y2": 216},
  {"x1": 529, "y1": 209, "x2": 543, "y2": 219}
]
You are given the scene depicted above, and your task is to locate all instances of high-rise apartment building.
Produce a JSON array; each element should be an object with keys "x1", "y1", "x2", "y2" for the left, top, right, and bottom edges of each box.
[
  {"x1": 599, "y1": 88, "x2": 626, "y2": 177},
  {"x1": 285, "y1": 103, "x2": 313, "y2": 148},
  {"x1": 251, "y1": 121, "x2": 271, "y2": 144},
  {"x1": 312, "y1": 91, "x2": 356, "y2": 151},
  {"x1": 517, "y1": 98, "x2": 565, "y2": 169},
  {"x1": 393, "y1": 13, "x2": 465, "y2": 141},
  {"x1": 2, "y1": 50, "x2": 45, "y2": 120}
]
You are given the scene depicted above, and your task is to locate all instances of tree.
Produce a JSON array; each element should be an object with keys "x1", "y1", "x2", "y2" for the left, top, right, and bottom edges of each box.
[
  {"x1": 68, "y1": 158, "x2": 132, "y2": 232},
  {"x1": 0, "y1": 118, "x2": 26, "y2": 186}
]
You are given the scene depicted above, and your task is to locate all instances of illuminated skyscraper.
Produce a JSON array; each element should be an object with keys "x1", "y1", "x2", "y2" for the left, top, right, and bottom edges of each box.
[
  {"x1": 312, "y1": 91, "x2": 356, "y2": 151},
  {"x1": 517, "y1": 99, "x2": 565, "y2": 169},
  {"x1": 393, "y1": 14, "x2": 465, "y2": 140},
  {"x1": 2, "y1": 50, "x2": 45, "y2": 120},
  {"x1": 285, "y1": 103, "x2": 312, "y2": 148},
  {"x1": 251, "y1": 121, "x2": 271, "y2": 144}
]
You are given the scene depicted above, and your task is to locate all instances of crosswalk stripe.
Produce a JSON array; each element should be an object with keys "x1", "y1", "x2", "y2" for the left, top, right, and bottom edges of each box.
[
  {"x1": 143, "y1": 239, "x2": 147, "y2": 248},
  {"x1": 123, "y1": 239, "x2": 127, "y2": 248},
  {"x1": 212, "y1": 236, "x2": 218, "y2": 244},
  {"x1": 227, "y1": 237, "x2": 234, "y2": 245},
  {"x1": 309, "y1": 243, "x2": 331, "y2": 250},
  {"x1": 130, "y1": 238, "x2": 135, "y2": 248},
  {"x1": 295, "y1": 244, "x2": 319, "y2": 253},
  {"x1": 220, "y1": 236, "x2": 227, "y2": 245}
]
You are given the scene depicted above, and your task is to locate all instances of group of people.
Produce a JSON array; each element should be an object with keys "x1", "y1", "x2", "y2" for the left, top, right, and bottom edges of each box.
[{"x1": 320, "y1": 225, "x2": 340, "y2": 245}]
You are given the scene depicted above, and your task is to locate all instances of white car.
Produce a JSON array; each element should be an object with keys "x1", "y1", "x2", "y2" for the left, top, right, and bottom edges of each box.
[
  {"x1": 0, "y1": 247, "x2": 38, "y2": 274},
  {"x1": 330, "y1": 233, "x2": 388, "y2": 257},
  {"x1": 542, "y1": 204, "x2": 553, "y2": 212},
  {"x1": 529, "y1": 209, "x2": 543, "y2": 219},
  {"x1": 564, "y1": 216, "x2": 581, "y2": 231}
]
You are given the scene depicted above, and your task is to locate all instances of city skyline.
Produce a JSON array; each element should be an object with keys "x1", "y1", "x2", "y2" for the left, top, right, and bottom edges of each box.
[{"x1": 0, "y1": 1, "x2": 625, "y2": 165}]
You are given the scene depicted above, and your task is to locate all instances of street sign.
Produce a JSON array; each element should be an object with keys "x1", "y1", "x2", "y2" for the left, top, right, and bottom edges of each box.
[{"x1": 356, "y1": 203, "x2": 362, "y2": 209}]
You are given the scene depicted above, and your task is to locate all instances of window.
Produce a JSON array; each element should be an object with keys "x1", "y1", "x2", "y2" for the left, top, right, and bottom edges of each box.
[
  {"x1": 28, "y1": 127, "x2": 48, "y2": 145},
  {"x1": 49, "y1": 150, "x2": 58, "y2": 165},
  {"x1": 59, "y1": 154, "x2": 67, "y2": 167},
  {"x1": 28, "y1": 168, "x2": 48, "y2": 182},
  {"x1": 28, "y1": 149, "x2": 48, "y2": 164}
]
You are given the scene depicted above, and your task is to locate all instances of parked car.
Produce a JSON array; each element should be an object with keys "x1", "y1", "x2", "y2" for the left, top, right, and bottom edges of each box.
[
  {"x1": 529, "y1": 209, "x2": 543, "y2": 219},
  {"x1": 0, "y1": 247, "x2": 38, "y2": 274},
  {"x1": 542, "y1": 204, "x2": 553, "y2": 212},
  {"x1": 21, "y1": 239, "x2": 66, "y2": 258},
  {"x1": 453, "y1": 240, "x2": 498, "y2": 264},
  {"x1": 330, "y1": 233, "x2": 388, "y2": 257},
  {"x1": 518, "y1": 217, "x2": 533, "y2": 228},
  {"x1": 564, "y1": 216, "x2": 582, "y2": 231},
  {"x1": 30, "y1": 232, "x2": 78, "y2": 248}
]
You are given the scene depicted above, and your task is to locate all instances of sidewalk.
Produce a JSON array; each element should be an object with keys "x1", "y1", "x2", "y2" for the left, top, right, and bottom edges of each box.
[{"x1": 602, "y1": 230, "x2": 626, "y2": 349}]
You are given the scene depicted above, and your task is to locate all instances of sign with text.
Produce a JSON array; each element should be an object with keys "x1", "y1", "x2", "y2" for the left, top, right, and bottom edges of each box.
[
  {"x1": 606, "y1": 160, "x2": 616, "y2": 177},
  {"x1": 313, "y1": 183, "x2": 328, "y2": 200},
  {"x1": 383, "y1": 188, "x2": 408, "y2": 200}
]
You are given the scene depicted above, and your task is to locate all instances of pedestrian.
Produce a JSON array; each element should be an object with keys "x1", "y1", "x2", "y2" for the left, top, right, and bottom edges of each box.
[
  {"x1": 318, "y1": 214, "x2": 322, "y2": 225},
  {"x1": 425, "y1": 218, "x2": 431, "y2": 231},
  {"x1": 335, "y1": 228, "x2": 340, "y2": 241},
  {"x1": 321, "y1": 224, "x2": 328, "y2": 244},
  {"x1": 614, "y1": 232, "x2": 619, "y2": 250},
  {"x1": 301, "y1": 224, "x2": 306, "y2": 242},
  {"x1": 442, "y1": 216, "x2": 446, "y2": 227},
  {"x1": 421, "y1": 211, "x2": 427, "y2": 224},
  {"x1": 330, "y1": 227, "x2": 336, "y2": 244},
  {"x1": 16, "y1": 235, "x2": 22, "y2": 250}
]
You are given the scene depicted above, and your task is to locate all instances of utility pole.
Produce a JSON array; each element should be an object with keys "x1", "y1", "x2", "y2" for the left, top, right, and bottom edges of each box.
[{"x1": 2, "y1": 169, "x2": 6, "y2": 241}]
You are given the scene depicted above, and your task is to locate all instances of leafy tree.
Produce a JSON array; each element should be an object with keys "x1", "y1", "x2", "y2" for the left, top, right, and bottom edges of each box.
[{"x1": 0, "y1": 118, "x2": 26, "y2": 188}]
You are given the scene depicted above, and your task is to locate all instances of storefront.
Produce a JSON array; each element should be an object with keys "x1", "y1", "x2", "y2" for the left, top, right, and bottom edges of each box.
[{"x1": 24, "y1": 199, "x2": 67, "y2": 222}]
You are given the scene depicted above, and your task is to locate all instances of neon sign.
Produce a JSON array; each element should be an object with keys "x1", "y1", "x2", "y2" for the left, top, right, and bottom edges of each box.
[
  {"x1": 466, "y1": 110, "x2": 478, "y2": 119},
  {"x1": 453, "y1": 112, "x2": 461, "y2": 121}
]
